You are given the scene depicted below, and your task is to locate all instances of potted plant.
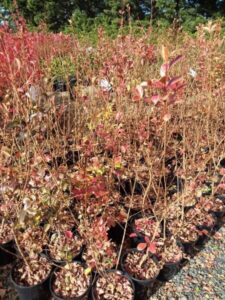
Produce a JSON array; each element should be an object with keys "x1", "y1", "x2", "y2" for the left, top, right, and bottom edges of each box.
[
  {"x1": 167, "y1": 219, "x2": 199, "y2": 254},
  {"x1": 82, "y1": 241, "x2": 118, "y2": 273},
  {"x1": 45, "y1": 230, "x2": 83, "y2": 265},
  {"x1": 17, "y1": 226, "x2": 48, "y2": 257},
  {"x1": 130, "y1": 213, "x2": 161, "y2": 246},
  {"x1": 196, "y1": 196, "x2": 225, "y2": 218},
  {"x1": 79, "y1": 218, "x2": 118, "y2": 272},
  {"x1": 185, "y1": 208, "x2": 217, "y2": 231},
  {"x1": 121, "y1": 248, "x2": 162, "y2": 287},
  {"x1": 11, "y1": 255, "x2": 52, "y2": 300},
  {"x1": 49, "y1": 261, "x2": 92, "y2": 300},
  {"x1": 155, "y1": 237, "x2": 183, "y2": 281},
  {"x1": 92, "y1": 270, "x2": 135, "y2": 300},
  {"x1": 47, "y1": 209, "x2": 77, "y2": 232}
]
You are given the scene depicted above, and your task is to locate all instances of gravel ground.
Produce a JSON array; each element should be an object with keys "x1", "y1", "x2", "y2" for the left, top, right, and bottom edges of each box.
[
  {"x1": 1, "y1": 222, "x2": 224, "y2": 300},
  {"x1": 149, "y1": 222, "x2": 225, "y2": 300}
]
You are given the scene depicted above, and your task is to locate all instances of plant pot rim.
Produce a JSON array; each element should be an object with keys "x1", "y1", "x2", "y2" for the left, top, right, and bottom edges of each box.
[
  {"x1": 92, "y1": 269, "x2": 135, "y2": 300},
  {"x1": 215, "y1": 194, "x2": 225, "y2": 202},
  {"x1": 163, "y1": 259, "x2": 181, "y2": 266},
  {"x1": 49, "y1": 260, "x2": 92, "y2": 300},
  {"x1": 10, "y1": 260, "x2": 52, "y2": 290}
]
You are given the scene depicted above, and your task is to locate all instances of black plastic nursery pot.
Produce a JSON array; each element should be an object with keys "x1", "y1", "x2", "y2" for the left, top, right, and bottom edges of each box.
[
  {"x1": 91, "y1": 269, "x2": 135, "y2": 300},
  {"x1": 196, "y1": 213, "x2": 217, "y2": 232},
  {"x1": 53, "y1": 76, "x2": 77, "y2": 94},
  {"x1": 53, "y1": 79, "x2": 67, "y2": 92},
  {"x1": 157, "y1": 261, "x2": 180, "y2": 282},
  {"x1": 157, "y1": 240, "x2": 183, "y2": 282},
  {"x1": 0, "y1": 240, "x2": 16, "y2": 266},
  {"x1": 209, "y1": 206, "x2": 225, "y2": 219},
  {"x1": 108, "y1": 223, "x2": 126, "y2": 245},
  {"x1": 220, "y1": 158, "x2": 225, "y2": 168},
  {"x1": 177, "y1": 239, "x2": 197, "y2": 256},
  {"x1": 49, "y1": 262, "x2": 93, "y2": 300},
  {"x1": 121, "y1": 249, "x2": 160, "y2": 288},
  {"x1": 212, "y1": 194, "x2": 225, "y2": 217},
  {"x1": 10, "y1": 263, "x2": 52, "y2": 300},
  {"x1": 215, "y1": 194, "x2": 225, "y2": 203}
]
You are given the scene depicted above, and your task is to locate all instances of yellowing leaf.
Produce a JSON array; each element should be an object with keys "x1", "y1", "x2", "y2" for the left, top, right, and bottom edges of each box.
[{"x1": 84, "y1": 267, "x2": 92, "y2": 275}]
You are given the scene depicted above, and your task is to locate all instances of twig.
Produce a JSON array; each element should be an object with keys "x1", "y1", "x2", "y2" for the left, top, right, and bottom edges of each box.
[{"x1": 12, "y1": 228, "x2": 33, "y2": 273}]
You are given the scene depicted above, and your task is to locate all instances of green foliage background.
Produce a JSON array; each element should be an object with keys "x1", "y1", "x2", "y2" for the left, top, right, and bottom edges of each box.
[{"x1": 1, "y1": 0, "x2": 225, "y2": 35}]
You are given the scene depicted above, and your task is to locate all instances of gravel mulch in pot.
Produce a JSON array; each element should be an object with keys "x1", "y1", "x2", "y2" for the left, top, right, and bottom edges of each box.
[
  {"x1": 50, "y1": 262, "x2": 91, "y2": 299},
  {"x1": 93, "y1": 270, "x2": 134, "y2": 300}
]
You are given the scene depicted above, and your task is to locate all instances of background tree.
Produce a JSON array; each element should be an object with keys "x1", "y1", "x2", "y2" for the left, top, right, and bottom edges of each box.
[{"x1": 1, "y1": 0, "x2": 225, "y2": 32}]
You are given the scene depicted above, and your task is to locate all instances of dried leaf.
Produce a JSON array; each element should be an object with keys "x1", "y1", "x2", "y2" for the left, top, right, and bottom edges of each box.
[
  {"x1": 161, "y1": 45, "x2": 169, "y2": 62},
  {"x1": 163, "y1": 113, "x2": 171, "y2": 122}
]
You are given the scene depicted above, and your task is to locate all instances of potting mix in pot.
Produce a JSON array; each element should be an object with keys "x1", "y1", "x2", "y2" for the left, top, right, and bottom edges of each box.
[{"x1": 0, "y1": 18, "x2": 225, "y2": 300}]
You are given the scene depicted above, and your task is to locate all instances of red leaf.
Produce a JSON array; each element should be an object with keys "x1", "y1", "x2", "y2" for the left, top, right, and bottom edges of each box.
[
  {"x1": 144, "y1": 236, "x2": 150, "y2": 243},
  {"x1": 167, "y1": 76, "x2": 183, "y2": 90},
  {"x1": 151, "y1": 95, "x2": 161, "y2": 105},
  {"x1": 198, "y1": 229, "x2": 208, "y2": 236},
  {"x1": 169, "y1": 55, "x2": 183, "y2": 68},
  {"x1": 220, "y1": 168, "x2": 225, "y2": 176},
  {"x1": 147, "y1": 242, "x2": 157, "y2": 254},
  {"x1": 137, "y1": 242, "x2": 147, "y2": 251},
  {"x1": 73, "y1": 187, "x2": 85, "y2": 199},
  {"x1": 132, "y1": 85, "x2": 144, "y2": 101},
  {"x1": 65, "y1": 230, "x2": 73, "y2": 239},
  {"x1": 160, "y1": 63, "x2": 169, "y2": 77},
  {"x1": 152, "y1": 79, "x2": 166, "y2": 89},
  {"x1": 218, "y1": 183, "x2": 225, "y2": 190},
  {"x1": 129, "y1": 233, "x2": 137, "y2": 238}
]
